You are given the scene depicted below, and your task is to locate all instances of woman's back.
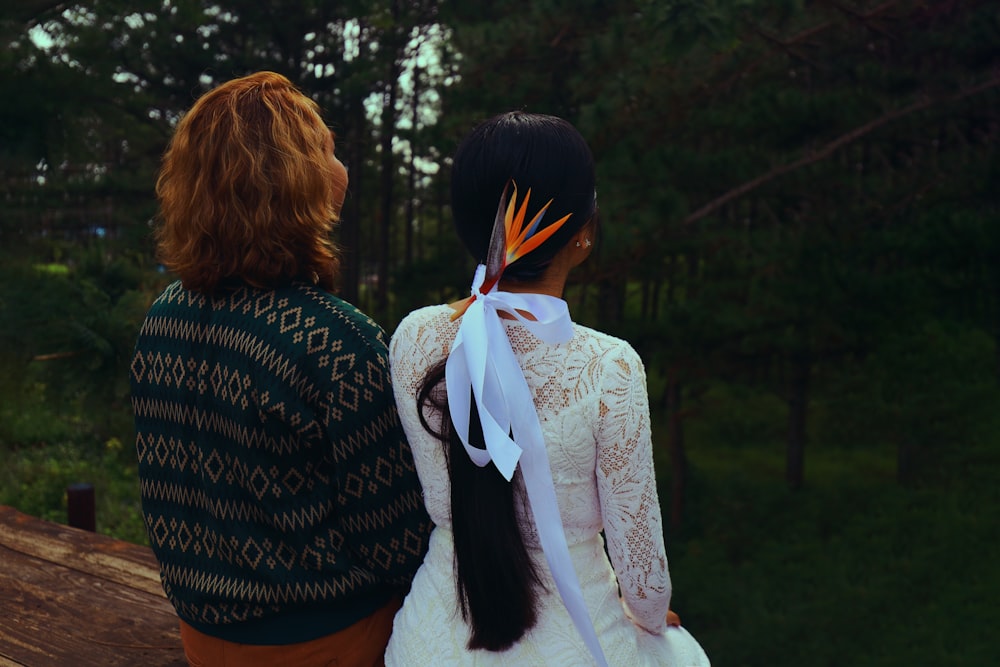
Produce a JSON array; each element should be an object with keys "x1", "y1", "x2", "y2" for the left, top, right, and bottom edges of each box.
[{"x1": 387, "y1": 304, "x2": 708, "y2": 666}]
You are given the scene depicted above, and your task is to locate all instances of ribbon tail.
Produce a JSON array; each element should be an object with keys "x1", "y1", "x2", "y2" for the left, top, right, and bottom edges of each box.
[
  {"x1": 494, "y1": 336, "x2": 609, "y2": 667},
  {"x1": 475, "y1": 306, "x2": 523, "y2": 479},
  {"x1": 519, "y1": 448, "x2": 609, "y2": 667}
]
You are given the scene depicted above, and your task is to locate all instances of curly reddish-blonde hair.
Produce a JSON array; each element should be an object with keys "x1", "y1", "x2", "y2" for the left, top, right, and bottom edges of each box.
[{"x1": 155, "y1": 71, "x2": 340, "y2": 294}]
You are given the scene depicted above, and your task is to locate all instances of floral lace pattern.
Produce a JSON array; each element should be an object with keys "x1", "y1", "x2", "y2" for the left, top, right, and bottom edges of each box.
[{"x1": 384, "y1": 305, "x2": 710, "y2": 666}]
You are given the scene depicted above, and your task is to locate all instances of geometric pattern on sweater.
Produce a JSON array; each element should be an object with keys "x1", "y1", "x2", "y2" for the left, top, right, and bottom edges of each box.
[{"x1": 130, "y1": 281, "x2": 431, "y2": 642}]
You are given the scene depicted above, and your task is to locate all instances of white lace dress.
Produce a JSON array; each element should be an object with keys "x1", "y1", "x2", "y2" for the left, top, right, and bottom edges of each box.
[{"x1": 385, "y1": 305, "x2": 710, "y2": 667}]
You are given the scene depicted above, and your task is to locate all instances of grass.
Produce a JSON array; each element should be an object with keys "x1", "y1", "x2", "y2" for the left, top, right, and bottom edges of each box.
[{"x1": 657, "y1": 404, "x2": 1000, "y2": 666}]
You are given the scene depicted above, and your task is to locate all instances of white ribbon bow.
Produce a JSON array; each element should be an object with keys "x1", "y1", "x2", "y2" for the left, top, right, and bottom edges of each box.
[{"x1": 445, "y1": 264, "x2": 609, "y2": 667}]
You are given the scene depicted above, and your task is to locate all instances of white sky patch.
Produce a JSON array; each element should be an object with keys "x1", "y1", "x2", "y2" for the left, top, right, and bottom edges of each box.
[
  {"x1": 28, "y1": 25, "x2": 54, "y2": 51},
  {"x1": 344, "y1": 19, "x2": 362, "y2": 62},
  {"x1": 124, "y1": 13, "x2": 145, "y2": 30}
]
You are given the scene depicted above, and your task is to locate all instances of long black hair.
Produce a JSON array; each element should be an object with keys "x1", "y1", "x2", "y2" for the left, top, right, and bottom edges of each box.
[{"x1": 417, "y1": 111, "x2": 597, "y2": 651}]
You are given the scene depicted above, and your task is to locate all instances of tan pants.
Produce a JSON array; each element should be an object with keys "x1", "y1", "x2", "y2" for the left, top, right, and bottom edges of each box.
[{"x1": 178, "y1": 596, "x2": 402, "y2": 667}]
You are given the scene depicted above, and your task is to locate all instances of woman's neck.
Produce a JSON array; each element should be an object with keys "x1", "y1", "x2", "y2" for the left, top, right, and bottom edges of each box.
[
  {"x1": 498, "y1": 248, "x2": 575, "y2": 298},
  {"x1": 497, "y1": 273, "x2": 567, "y2": 299}
]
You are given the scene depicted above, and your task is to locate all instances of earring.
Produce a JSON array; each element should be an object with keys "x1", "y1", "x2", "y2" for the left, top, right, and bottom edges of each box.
[
  {"x1": 584, "y1": 238, "x2": 592, "y2": 248},
  {"x1": 575, "y1": 241, "x2": 581, "y2": 247}
]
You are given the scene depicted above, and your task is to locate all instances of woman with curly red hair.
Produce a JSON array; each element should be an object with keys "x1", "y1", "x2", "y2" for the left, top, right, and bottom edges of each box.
[
  {"x1": 154, "y1": 70, "x2": 345, "y2": 294},
  {"x1": 130, "y1": 71, "x2": 431, "y2": 667}
]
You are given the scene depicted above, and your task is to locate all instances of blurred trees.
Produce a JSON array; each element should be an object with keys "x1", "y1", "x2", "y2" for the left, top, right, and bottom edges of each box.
[
  {"x1": 437, "y1": 0, "x2": 999, "y2": 501},
  {"x1": 1, "y1": 0, "x2": 997, "y2": 495}
]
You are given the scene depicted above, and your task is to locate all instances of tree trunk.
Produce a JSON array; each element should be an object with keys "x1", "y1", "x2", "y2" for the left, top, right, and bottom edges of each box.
[
  {"x1": 404, "y1": 69, "x2": 421, "y2": 266},
  {"x1": 785, "y1": 350, "x2": 811, "y2": 490},
  {"x1": 375, "y1": 58, "x2": 399, "y2": 317},
  {"x1": 597, "y1": 274, "x2": 626, "y2": 324},
  {"x1": 666, "y1": 376, "x2": 686, "y2": 528},
  {"x1": 338, "y1": 98, "x2": 365, "y2": 305},
  {"x1": 896, "y1": 430, "x2": 915, "y2": 486},
  {"x1": 650, "y1": 276, "x2": 663, "y2": 320},
  {"x1": 376, "y1": 1, "x2": 401, "y2": 316}
]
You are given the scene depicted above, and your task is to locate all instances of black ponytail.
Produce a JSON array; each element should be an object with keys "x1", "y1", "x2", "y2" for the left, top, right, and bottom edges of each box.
[{"x1": 417, "y1": 360, "x2": 544, "y2": 650}]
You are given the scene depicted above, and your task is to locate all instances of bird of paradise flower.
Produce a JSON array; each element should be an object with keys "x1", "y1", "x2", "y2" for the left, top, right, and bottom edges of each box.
[{"x1": 451, "y1": 181, "x2": 573, "y2": 320}]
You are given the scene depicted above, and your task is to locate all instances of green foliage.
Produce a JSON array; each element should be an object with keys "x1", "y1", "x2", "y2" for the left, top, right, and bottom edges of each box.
[
  {"x1": 816, "y1": 321, "x2": 998, "y2": 481},
  {"x1": 687, "y1": 381, "x2": 787, "y2": 450},
  {"x1": 0, "y1": 247, "x2": 158, "y2": 444},
  {"x1": 0, "y1": 438, "x2": 146, "y2": 544},
  {"x1": 386, "y1": 232, "x2": 472, "y2": 331}
]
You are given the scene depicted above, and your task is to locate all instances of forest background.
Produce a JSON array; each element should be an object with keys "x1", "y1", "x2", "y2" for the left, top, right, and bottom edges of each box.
[{"x1": 1, "y1": 1, "x2": 997, "y2": 665}]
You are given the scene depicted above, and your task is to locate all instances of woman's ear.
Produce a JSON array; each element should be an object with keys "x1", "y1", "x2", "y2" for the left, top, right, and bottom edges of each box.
[
  {"x1": 572, "y1": 220, "x2": 595, "y2": 249},
  {"x1": 567, "y1": 220, "x2": 595, "y2": 266}
]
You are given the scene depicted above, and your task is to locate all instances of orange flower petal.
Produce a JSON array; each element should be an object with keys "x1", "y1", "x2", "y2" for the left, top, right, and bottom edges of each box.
[
  {"x1": 449, "y1": 295, "x2": 476, "y2": 321},
  {"x1": 509, "y1": 212, "x2": 572, "y2": 260},
  {"x1": 508, "y1": 187, "x2": 534, "y2": 244},
  {"x1": 503, "y1": 183, "x2": 518, "y2": 240},
  {"x1": 511, "y1": 198, "x2": 554, "y2": 249}
]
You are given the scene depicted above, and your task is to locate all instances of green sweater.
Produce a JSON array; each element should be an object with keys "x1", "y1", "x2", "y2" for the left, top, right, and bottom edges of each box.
[{"x1": 130, "y1": 281, "x2": 431, "y2": 645}]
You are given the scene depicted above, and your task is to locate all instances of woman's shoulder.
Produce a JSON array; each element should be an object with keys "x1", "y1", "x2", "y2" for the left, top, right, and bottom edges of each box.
[
  {"x1": 287, "y1": 284, "x2": 392, "y2": 356},
  {"x1": 397, "y1": 303, "x2": 453, "y2": 325},
  {"x1": 389, "y1": 304, "x2": 460, "y2": 363},
  {"x1": 144, "y1": 279, "x2": 203, "y2": 312},
  {"x1": 392, "y1": 304, "x2": 455, "y2": 339},
  {"x1": 570, "y1": 322, "x2": 643, "y2": 364}
]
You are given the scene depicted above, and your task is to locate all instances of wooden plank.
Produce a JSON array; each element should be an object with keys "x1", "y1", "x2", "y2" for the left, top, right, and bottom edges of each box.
[
  {"x1": 0, "y1": 506, "x2": 163, "y2": 596},
  {"x1": 0, "y1": 545, "x2": 185, "y2": 666},
  {"x1": 0, "y1": 507, "x2": 185, "y2": 666}
]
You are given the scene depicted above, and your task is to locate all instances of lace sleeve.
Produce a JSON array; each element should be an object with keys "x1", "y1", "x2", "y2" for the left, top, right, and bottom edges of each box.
[
  {"x1": 388, "y1": 308, "x2": 453, "y2": 530},
  {"x1": 595, "y1": 343, "x2": 671, "y2": 634}
]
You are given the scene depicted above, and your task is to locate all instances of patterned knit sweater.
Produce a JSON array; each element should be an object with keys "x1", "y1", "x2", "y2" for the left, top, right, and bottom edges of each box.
[{"x1": 130, "y1": 281, "x2": 431, "y2": 645}]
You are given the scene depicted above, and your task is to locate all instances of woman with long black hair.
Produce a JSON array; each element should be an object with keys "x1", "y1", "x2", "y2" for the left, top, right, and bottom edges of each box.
[{"x1": 385, "y1": 111, "x2": 709, "y2": 666}]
